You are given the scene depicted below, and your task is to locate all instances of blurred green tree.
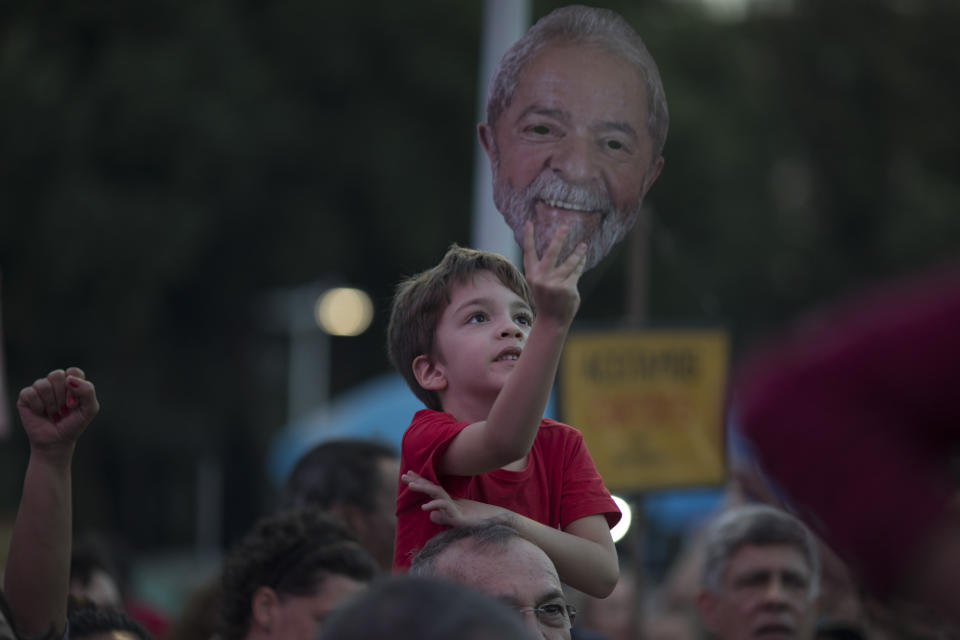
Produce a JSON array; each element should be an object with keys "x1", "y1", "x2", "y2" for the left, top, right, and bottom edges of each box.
[{"x1": 0, "y1": 0, "x2": 957, "y2": 550}]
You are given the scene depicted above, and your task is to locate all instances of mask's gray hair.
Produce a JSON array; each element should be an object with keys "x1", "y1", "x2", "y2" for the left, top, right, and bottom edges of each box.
[
  {"x1": 701, "y1": 504, "x2": 821, "y2": 599},
  {"x1": 485, "y1": 5, "x2": 669, "y2": 160}
]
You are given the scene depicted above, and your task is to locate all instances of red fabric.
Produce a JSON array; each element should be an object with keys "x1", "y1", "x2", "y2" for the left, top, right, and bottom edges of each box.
[
  {"x1": 736, "y1": 265, "x2": 960, "y2": 596},
  {"x1": 393, "y1": 409, "x2": 621, "y2": 570},
  {"x1": 125, "y1": 598, "x2": 169, "y2": 638}
]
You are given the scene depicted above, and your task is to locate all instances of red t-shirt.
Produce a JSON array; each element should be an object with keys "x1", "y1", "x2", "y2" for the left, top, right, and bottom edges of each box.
[{"x1": 393, "y1": 409, "x2": 621, "y2": 570}]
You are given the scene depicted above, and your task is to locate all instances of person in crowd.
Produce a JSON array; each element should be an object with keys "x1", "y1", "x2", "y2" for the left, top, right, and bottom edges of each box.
[
  {"x1": 696, "y1": 504, "x2": 819, "y2": 640},
  {"x1": 67, "y1": 605, "x2": 152, "y2": 640},
  {"x1": 68, "y1": 534, "x2": 168, "y2": 637},
  {"x1": 410, "y1": 523, "x2": 577, "y2": 640},
  {"x1": 69, "y1": 535, "x2": 125, "y2": 610},
  {"x1": 388, "y1": 232, "x2": 620, "y2": 597},
  {"x1": 479, "y1": 5, "x2": 667, "y2": 270},
  {"x1": 3, "y1": 367, "x2": 99, "y2": 640},
  {"x1": 283, "y1": 439, "x2": 398, "y2": 571},
  {"x1": 218, "y1": 507, "x2": 377, "y2": 640},
  {"x1": 162, "y1": 575, "x2": 221, "y2": 640},
  {"x1": 575, "y1": 566, "x2": 641, "y2": 640},
  {"x1": 320, "y1": 575, "x2": 530, "y2": 640},
  {"x1": 736, "y1": 264, "x2": 960, "y2": 624}
]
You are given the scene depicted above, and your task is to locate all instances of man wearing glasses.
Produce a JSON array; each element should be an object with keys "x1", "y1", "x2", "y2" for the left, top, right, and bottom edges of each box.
[{"x1": 410, "y1": 523, "x2": 576, "y2": 640}]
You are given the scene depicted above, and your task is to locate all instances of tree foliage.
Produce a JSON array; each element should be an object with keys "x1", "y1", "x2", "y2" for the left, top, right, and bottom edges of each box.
[{"x1": 1, "y1": 0, "x2": 957, "y2": 548}]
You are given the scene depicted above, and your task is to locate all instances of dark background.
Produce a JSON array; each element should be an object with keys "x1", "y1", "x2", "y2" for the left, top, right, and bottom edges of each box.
[{"x1": 1, "y1": 0, "x2": 957, "y2": 571}]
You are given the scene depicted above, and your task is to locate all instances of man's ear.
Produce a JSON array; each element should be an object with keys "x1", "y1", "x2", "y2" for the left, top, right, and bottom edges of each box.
[
  {"x1": 696, "y1": 590, "x2": 719, "y2": 632},
  {"x1": 642, "y1": 155, "x2": 665, "y2": 197},
  {"x1": 477, "y1": 122, "x2": 497, "y2": 168},
  {"x1": 335, "y1": 503, "x2": 370, "y2": 537},
  {"x1": 413, "y1": 355, "x2": 447, "y2": 391},
  {"x1": 252, "y1": 585, "x2": 279, "y2": 631}
]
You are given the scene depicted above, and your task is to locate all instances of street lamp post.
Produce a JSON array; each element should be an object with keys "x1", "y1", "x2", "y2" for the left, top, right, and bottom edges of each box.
[{"x1": 276, "y1": 283, "x2": 374, "y2": 424}]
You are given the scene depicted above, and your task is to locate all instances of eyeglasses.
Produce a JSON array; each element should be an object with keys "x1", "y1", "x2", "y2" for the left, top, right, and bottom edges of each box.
[{"x1": 515, "y1": 603, "x2": 577, "y2": 628}]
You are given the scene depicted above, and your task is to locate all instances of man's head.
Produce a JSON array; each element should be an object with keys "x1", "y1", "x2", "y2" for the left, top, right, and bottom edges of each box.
[
  {"x1": 697, "y1": 505, "x2": 820, "y2": 640},
  {"x1": 219, "y1": 507, "x2": 378, "y2": 640},
  {"x1": 68, "y1": 605, "x2": 152, "y2": 640},
  {"x1": 410, "y1": 524, "x2": 575, "y2": 640},
  {"x1": 480, "y1": 5, "x2": 668, "y2": 270},
  {"x1": 321, "y1": 576, "x2": 530, "y2": 640},
  {"x1": 387, "y1": 245, "x2": 533, "y2": 411},
  {"x1": 283, "y1": 439, "x2": 399, "y2": 570},
  {"x1": 69, "y1": 533, "x2": 126, "y2": 610}
]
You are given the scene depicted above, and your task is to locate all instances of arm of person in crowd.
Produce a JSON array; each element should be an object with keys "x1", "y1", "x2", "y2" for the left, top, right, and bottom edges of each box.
[
  {"x1": 438, "y1": 222, "x2": 587, "y2": 477},
  {"x1": 402, "y1": 470, "x2": 618, "y2": 597},
  {"x1": 4, "y1": 368, "x2": 99, "y2": 639}
]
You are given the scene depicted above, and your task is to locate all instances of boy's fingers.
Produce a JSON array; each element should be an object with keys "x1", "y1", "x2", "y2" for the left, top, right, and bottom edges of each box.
[
  {"x1": 521, "y1": 221, "x2": 537, "y2": 272},
  {"x1": 569, "y1": 244, "x2": 588, "y2": 280},
  {"x1": 422, "y1": 499, "x2": 452, "y2": 511},
  {"x1": 556, "y1": 242, "x2": 588, "y2": 279},
  {"x1": 541, "y1": 225, "x2": 569, "y2": 267}
]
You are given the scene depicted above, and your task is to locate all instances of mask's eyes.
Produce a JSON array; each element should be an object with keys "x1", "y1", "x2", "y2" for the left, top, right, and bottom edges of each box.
[
  {"x1": 530, "y1": 124, "x2": 551, "y2": 135},
  {"x1": 514, "y1": 312, "x2": 533, "y2": 327},
  {"x1": 604, "y1": 138, "x2": 632, "y2": 153}
]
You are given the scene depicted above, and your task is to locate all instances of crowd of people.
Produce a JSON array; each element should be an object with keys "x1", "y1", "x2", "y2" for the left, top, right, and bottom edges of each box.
[{"x1": 2, "y1": 4, "x2": 956, "y2": 640}]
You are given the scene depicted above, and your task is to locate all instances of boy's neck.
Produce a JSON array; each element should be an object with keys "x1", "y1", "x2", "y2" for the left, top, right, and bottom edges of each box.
[{"x1": 440, "y1": 391, "x2": 498, "y2": 425}]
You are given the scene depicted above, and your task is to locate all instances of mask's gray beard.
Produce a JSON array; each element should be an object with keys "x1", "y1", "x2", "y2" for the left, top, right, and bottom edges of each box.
[{"x1": 493, "y1": 162, "x2": 643, "y2": 270}]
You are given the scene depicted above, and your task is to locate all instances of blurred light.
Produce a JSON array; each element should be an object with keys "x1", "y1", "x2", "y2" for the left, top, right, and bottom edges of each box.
[
  {"x1": 314, "y1": 288, "x2": 373, "y2": 337},
  {"x1": 610, "y1": 494, "x2": 632, "y2": 543}
]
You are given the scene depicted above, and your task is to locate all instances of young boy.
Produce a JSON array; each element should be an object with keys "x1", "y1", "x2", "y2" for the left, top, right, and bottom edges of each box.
[{"x1": 387, "y1": 223, "x2": 621, "y2": 597}]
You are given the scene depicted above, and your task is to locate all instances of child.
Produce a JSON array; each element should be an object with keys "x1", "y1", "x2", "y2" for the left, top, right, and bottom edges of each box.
[{"x1": 387, "y1": 223, "x2": 621, "y2": 597}]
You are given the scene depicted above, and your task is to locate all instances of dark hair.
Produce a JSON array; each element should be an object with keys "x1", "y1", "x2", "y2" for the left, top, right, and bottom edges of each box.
[
  {"x1": 68, "y1": 605, "x2": 153, "y2": 640},
  {"x1": 320, "y1": 576, "x2": 529, "y2": 640},
  {"x1": 387, "y1": 245, "x2": 534, "y2": 411},
  {"x1": 409, "y1": 523, "x2": 522, "y2": 578},
  {"x1": 219, "y1": 507, "x2": 378, "y2": 640},
  {"x1": 283, "y1": 439, "x2": 396, "y2": 512},
  {"x1": 702, "y1": 504, "x2": 820, "y2": 598},
  {"x1": 70, "y1": 533, "x2": 124, "y2": 592}
]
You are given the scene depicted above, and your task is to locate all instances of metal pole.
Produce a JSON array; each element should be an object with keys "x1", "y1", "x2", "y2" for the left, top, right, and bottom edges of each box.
[{"x1": 471, "y1": 0, "x2": 531, "y2": 263}]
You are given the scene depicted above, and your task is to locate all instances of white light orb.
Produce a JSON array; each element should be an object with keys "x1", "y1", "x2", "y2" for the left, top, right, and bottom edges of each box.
[
  {"x1": 314, "y1": 287, "x2": 374, "y2": 337},
  {"x1": 610, "y1": 494, "x2": 632, "y2": 543}
]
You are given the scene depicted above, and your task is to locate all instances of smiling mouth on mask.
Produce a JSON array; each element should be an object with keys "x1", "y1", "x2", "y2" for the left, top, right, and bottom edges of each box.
[
  {"x1": 529, "y1": 173, "x2": 612, "y2": 217},
  {"x1": 539, "y1": 198, "x2": 599, "y2": 213}
]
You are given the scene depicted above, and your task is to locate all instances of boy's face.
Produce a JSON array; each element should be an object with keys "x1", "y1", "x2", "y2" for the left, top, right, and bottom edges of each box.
[{"x1": 425, "y1": 271, "x2": 533, "y2": 404}]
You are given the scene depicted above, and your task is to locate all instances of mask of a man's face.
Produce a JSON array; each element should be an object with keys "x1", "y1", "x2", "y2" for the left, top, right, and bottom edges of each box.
[{"x1": 483, "y1": 43, "x2": 663, "y2": 270}]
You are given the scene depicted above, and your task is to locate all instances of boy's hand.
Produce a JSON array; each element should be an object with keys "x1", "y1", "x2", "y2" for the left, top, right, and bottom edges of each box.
[
  {"x1": 522, "y1": 220, "x2": 586, "y2": 327},
  {"x1": 17, "y1": 367, "x2": 99, "y2": 457},
  {"x1": 402, "y1": 471, "x2": 511, "y2": 528}
]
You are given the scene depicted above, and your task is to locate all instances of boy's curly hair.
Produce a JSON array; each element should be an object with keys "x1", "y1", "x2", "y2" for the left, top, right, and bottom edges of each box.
[
  {"x1": 387, "y1": 245, "x2": 534, "y2": 411},
  {"x1": 219, "y1": 507, "x2": 377, "y2": 640}
]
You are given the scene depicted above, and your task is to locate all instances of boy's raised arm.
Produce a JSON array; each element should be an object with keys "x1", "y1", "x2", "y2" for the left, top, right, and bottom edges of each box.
[
  {"x1": 439, "y1": 222, "x2": 587, "y2": 476},
  {"x1": 4, "y1": 368, "x2": 99, "y2": 639}
]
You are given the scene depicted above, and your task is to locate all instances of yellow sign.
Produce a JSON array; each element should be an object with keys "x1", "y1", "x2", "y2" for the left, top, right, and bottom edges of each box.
[{"x1": 560, "y1": 330, "x2": 729, "y2": 491}]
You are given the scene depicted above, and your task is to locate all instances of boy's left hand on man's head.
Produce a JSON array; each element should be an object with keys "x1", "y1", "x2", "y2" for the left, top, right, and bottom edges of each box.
[{"x1": 402, "y1": 471, "x2": 512, "y2": 528}]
